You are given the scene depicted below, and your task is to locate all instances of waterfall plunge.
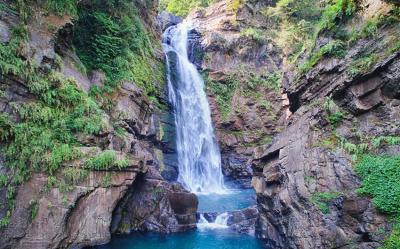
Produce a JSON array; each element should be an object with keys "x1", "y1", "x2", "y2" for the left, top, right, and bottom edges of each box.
[{"x1": 162, "y1": 22, "x2": 226, "y2": 194}]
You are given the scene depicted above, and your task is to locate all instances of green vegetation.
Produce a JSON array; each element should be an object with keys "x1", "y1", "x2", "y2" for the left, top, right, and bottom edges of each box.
[
  {"x1": 101, "y1": 173, "x2": 112, "y2": 187},
  {"x1": 204, "y1": 66, "x2": 281, "y2": 121},
  {"x1": 43, "y1": 0, "x2": 78, "y2": 16},
  {"x1": 0, "y1": 21, "x2": 103, "y2": 184},
  {"x1": 357, "y1": 155, "x2": 400, "y2": 215},
  {"x1": 311, "y1": 191, "x2": 342, "y2": 214},
  {"x1": 0, "y1": 173, "x2": 7, "y2": 187},
  {"x1": 317, "y1": 0, "x2": 356, "y2": 31},
  {"x1": 300, "y1": 40, "x2": 346, "y2": 72},
  {"x1": 84, "y1": 150, "x2": 129, "y2": 170},
  {"x1": 73, "y1": 0, "x2": 164, "y2": 106},
  {"x1": 62, "y1": 167, "x2": 89, "y2": 185},
  {"x1": 205, "y1": 73, "x2": 239, "y2": 120},
  {"x1": 381, "y1": 222, "x2": 400, "y2": 249},
  {"x1": 0, "y1": 1, "x2": 151, "y2": 227},
  {"x1": 29, "y1": 199, "x2": 39, "y2": 220},
  {"x1": 348, "y1": 54, "x2": 377, "y2": 77},
  {"x1": 323, "y1": 98, "x2": 345, "y2": 127},
  {"x1": 263, "y1": 0, "x2": 399, "y2": 75},
  {"x1": 356, "y1": 155, "x2": 400, "y2": 248},
  {"x1": 159, "y1": 0, "x2": 213, "y2": 17},
  {"x1": 240, "y1": 28, "x2": 265, "y2": 43}
]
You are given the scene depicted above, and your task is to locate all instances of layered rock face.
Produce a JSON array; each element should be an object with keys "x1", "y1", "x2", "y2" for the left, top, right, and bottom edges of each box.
[
  {"x1": 0, "y1": 1, "x2": 196, "y2": 248},
  {"x1": 250, "y1": 1, "x2": 400, "y2": 248},
  {"x1": 186, "y1": 0, "x2": 399, "y2": 248}
]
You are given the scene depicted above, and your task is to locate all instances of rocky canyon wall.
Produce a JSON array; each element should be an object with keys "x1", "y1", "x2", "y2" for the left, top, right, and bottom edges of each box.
[
  {"x1": 184, "y1": 0, "x2": 400, "y2": 248},
  {"x1": 0, "y1": 1, "x2": 196, "y2": 248}
]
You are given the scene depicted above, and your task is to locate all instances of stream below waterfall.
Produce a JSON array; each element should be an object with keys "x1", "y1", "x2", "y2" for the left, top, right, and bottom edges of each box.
[
  {"x1": 91, "y1": 22, "x2": 264, "y2": 249},
  {"x1": 93, "y1": 187, "x2": 263, "y2": 249}
]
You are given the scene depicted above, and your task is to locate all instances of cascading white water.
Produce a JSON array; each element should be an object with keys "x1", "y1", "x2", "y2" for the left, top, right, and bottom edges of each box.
[
  {"x1": 162, "y1": 22, "x2": 225, "y2": 194},
  {"x1": 197, "y1": 213, "x2": 230, "y2": 229}
]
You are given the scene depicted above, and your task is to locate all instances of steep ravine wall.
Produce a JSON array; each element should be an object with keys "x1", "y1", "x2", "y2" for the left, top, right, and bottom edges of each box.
[
  {"x1": 0, "y1": 1, "x2": 196, "y2": 248},
  {"x1": 185, "y1": 0, "x2": 400, "y2": 248}
]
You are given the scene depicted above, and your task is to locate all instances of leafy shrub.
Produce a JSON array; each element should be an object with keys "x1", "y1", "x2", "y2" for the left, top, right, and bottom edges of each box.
[
  {"x1": 62, "y1": 167, "x2": 89, "y2": 185},
  {"x1": 311, "y1": 191, "x2": 342, "y2": 214},
  {"x1": 318, "y1": 0, "x2": 356, "y2": 31},
  {"x1": 205, "y1": 73, "x2": 239, "y2": 121},
  {"x1": 348, "y1": 54, "x2": 377, "y2": 77},
  {"x1": 356, "y1": 155, "x2": 400, "y2": 215},
  {"x1": 0, "y1": 174, "x2": 7, "y2": 187},
  {"x1": 43, "y1": 0, "x2": 78, "y2": 16},
  {"x1": 29, "y1": 199, "x2": 39, "y2": 220},
  {"x1": 73, "y1": 0, "x2": 164, "y2": 100},
  {"x1": 160, "y1": 0, "x2": 212, "y2": 17},
  {"x1": 240, "y1": 28, "x2": 265, "y2": 43},
  {"x1": 381, "y1": 222, "x2": 400, "y2": 249},
  {"x1": 300, "y1": 40, "x2": 346, "y2": 73},
  {"x1": 323, "y1": 98, "x2": 345, "y2": 127},
  {"x1": 84, "y1": 150, "x2": 129, "y2": 170}
]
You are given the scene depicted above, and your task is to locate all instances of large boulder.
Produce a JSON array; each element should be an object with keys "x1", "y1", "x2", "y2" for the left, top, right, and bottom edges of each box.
[{"x1": 111, "y1": 167, "x2": 198, "y2": 233}]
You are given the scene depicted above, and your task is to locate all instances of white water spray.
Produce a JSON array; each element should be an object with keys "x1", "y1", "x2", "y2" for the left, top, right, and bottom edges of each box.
[
  {"x1": 197, "y1": 213, "x2": 230, "y2": 230},
  {"x1": 162, "y1": 22, "x2": 226, "y2": 194}
]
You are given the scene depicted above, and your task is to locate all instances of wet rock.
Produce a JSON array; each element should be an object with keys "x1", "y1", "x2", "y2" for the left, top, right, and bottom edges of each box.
[
  {"x1": 222, "y1": 153, "x2": 253, "y2": 188},
  {"x1": 112, "y1": 168, "x2": 198, "y2": 233},
  {"x1": 200, "y1": 206, "x2": 258, "y2": 234},
  {"x1": 157, "y1": 11, "x2": 183, "y2": 32}
]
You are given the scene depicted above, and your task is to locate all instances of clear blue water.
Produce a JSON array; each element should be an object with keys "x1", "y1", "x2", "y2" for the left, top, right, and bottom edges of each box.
[
  {"x1": 197, "y1": 188, "x2": 256, "y2": 213},
  {"x1": 90, "y1": 188, "x2": 263, "y2": 249},
  {"x1": 93, "y1": 230, "x2": 263, "y2": 249}
]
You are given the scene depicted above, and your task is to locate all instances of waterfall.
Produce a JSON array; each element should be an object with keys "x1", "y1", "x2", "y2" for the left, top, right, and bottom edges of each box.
[
  {"x1": 197, "y1": 213, "x2": 230, "y2": 229},
  {"x1": 162, "y1": 22, "x2": 226, "y2": 194}
]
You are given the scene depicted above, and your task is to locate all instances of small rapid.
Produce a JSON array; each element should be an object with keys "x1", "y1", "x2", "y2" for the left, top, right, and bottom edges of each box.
[
  {"x1": 197, "y1": 213, "x2": 229, "y2": 230},
  {"x1": 163, "y1": 22, "x2": 225, "y2": 194}
]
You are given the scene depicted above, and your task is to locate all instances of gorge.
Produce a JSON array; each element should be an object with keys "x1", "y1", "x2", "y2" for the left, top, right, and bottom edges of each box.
[{"x1": 1, "y1": 0, "x2": 400, "y2": 249}]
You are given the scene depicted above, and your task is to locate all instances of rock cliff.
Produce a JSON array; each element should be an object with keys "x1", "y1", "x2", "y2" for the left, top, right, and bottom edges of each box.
[
  {"x1": 185, "y1": 0, "x2": 400, "y2": 248},
  {"x1": 0, "y1": 1, "x2": 196, "y2": 248}
]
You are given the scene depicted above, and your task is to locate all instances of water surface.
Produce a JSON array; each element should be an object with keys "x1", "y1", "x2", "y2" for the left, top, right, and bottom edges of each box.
[{"x1": 93, "y1": 230, "x2": 264, "y2": 249}]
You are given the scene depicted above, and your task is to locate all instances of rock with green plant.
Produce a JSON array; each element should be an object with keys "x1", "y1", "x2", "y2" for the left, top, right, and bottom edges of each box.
[{"x1": 0, "y1": 1, "x2": 195, "y2": 248}]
